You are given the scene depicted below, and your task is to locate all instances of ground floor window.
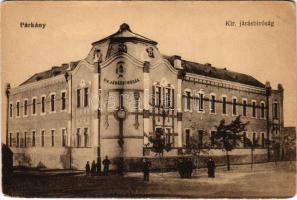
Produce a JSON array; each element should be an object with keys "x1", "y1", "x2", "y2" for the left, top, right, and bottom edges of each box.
[
  {"x1": 62, "y1": 129, "x2": 67, "y2": 147},
  {"x1": 185, "y1": 129, "x2": 190, "y2": 148}
]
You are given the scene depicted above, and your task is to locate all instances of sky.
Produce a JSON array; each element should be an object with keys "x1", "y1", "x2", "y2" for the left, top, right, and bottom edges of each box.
[{"x1": 1, "y1": 1, "x2": 296, "y2": 140}]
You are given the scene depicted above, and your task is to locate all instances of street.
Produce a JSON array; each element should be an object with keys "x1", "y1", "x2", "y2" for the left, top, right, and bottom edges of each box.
[{"x1": 3, "y1": 161, "x2": 296, "y2": 198}]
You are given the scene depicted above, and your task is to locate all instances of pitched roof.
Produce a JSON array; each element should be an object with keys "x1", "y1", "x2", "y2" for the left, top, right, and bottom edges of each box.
[
  {"x1": 92, "y1": 23, "x2": 158, "y2": 45},
  {"x1": 164, "y1": 55, "x2": 265, "y2": 88},
  {"x1": 20, "y1": 61, "x2": 80, "y2": 86}
]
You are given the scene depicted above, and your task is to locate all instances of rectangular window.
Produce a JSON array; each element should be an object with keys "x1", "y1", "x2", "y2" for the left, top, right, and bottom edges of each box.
[
  {"x1": 51, "y1": 130, "x2": 55, "y2": 147},
  {"x1": 84, "y1": 88, "x2": 89, "y2": 107},
  {"x1": 199, "y1": 93, "x2": 204, "y2": 111},
  {"x1": 185, "y1": 91, "x2": 191, "y2": 110},
  {"x1": 185, "y1": 129, "x2": 190, "y2": 148},
  {"x1": 24, "y1": 132, "x2": 27, "y2": 147},
  {"x1": 260, "y1": 102, "x2": 265, "y2": 119},
  {"x1": 222, "y1": 97, "x2": 227, "y2": 114},
  {"x1": 273, "y1": 102, "x2": 278, "y2": 118},
  {"x1": 198, "y1": 130, "x2": 203, "y2": 148},
  {"x1": 252, "y1": 101, "x2": 256, "y2": 117},
  {"x1": 165, "y1": 128, "x2": 172, "y2": 146},
  {"x1": 62, "y1": 129, "x2": 67, "y2": 147},
  {"x1": 61, "y1": 92, "x2": 66, "y2": 110},
  {"x1": 261, "y1": 132, "x2": 265, "y2": 148},
  {"x1": 84, "y1": 128, "x2": 89, "y2": 147},
  {"x1": 243, "y1": 100, "x2": 247, "y2": 116},
  {"x1": 50, "y1": 94, "x2": 55, "y2": 112},
  {"x1": 76, "y1": 128, "x2": 81, "y2": 147},
  {"x1": 32, "y1": 131, "x2": 36, "y2": 147},
  {"x1": 32, "y1": 98, "x2": 36, "y2": 114},
  {"x1": 210, "y1": 95, "x2": 216, "y2": 113},
  {"x1": 41, "y1": 130, "x2": 45, "y2": 147},
  {"x1": 155, "y1": 86, "x2": 161, "y2": 107},
  {"x1": 24, "y1": 100, "x2": 28, "y2": 116},
  {"x1": 232, "y1": 98, "x2": 237, "y2": 115},
  {"x1": 16, "y1": 132, "x2": 20, "y2": 147},
  {"x1": 165, "y1": 88, "x2": 171, "y2": 108},
  {"x1": 9, "y1": 103, "x2": 12, "y2": 117},
  {"x1": 210, "y1": 131, "x2": 216, "y2": 146},
  {"x1": 16, "y1": 101, "x2": 20, "y2": 116},
  {"x1": 41, "y1": 96, "x2": 46, "y2": 113},
  {"x1": 243, "y1": 132, "x2": 247, "y2": 148},
  {"x1": 9, "y1": 133, "x2": 12, "y2": 147},
  {"x1": 77, "y1": 89, "x2": 81, "y2": 108}
]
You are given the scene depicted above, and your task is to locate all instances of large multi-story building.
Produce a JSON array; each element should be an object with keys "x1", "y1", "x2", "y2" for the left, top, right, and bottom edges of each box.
[{"x1": 6, "y1": 23, "x2": 284, "y2": 170}]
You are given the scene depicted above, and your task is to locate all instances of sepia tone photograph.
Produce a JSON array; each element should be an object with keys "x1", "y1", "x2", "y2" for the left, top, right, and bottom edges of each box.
[{"x1": 1, "y1": 1, "x2": 296, "y2": 198}]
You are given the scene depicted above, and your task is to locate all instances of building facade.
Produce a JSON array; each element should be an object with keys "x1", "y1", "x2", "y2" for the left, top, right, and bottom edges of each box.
[{"x1": 6, "y1": 23, "x2": 284, "y2": 170}]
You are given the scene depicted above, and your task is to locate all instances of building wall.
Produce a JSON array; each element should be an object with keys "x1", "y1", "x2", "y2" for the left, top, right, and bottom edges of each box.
[{"x1": 181, "y1": 75, "x2": 268, "y2": 148}]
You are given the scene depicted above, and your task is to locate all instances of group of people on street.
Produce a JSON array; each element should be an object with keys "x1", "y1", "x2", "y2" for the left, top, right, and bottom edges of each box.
[
  {"x1": 85, "y1": 156, "x2": 111, "y2": 176},
  {"x1": 85, "y1": 155, "x2": 216, "y2": 180}
]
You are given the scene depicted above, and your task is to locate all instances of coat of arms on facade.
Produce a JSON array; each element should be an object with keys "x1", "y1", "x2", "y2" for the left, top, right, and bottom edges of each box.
[{"x1": 116, "y1": 61, "x2": 126, "y2": 78}]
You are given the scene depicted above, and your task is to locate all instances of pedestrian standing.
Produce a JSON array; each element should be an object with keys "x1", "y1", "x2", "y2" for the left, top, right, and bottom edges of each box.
[
  {"x1": 91, "y1": 160, "x2": 96, "y2": 176},
  {"x1": 102, "y1": 156, "x2": 111, "y2": 176},
  {"x1": 207, "y1": 157, "x2": 216, "y2": 178},
  {"x1": 85, "y1": 161, "x2": 90, "y2": 176},
  {"x1": 96, "y1": 159, "x2": 100, "y2": 175},
  {"x1": 143, "y1": 157, "x2": 151, "y2": 181}
]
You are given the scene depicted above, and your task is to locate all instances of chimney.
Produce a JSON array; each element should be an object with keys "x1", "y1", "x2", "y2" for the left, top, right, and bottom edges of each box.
[
  {"x1": 173, "y1": 55, "x2": 182, "y2": 69},
  {"x1": 277, "y1": 83, "x2": 284, "y2": 92},
  {"x1": 61, "y1": 63, "x2": 69, "y2": 69}
]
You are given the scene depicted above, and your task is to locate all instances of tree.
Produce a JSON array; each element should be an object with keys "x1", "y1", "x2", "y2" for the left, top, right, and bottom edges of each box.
[
  {"x1": 212, "y1": 116, "x2": 249, "y2": 171},
  {"x1": 148, "y1": 128, "x2": 172, "y2": 174},
  {"x1": 244, "y1": 136, "x2": 260, "y2": 169},
  {"x1": 187, "y1": 130, "x2": 211, "y2": 174}
]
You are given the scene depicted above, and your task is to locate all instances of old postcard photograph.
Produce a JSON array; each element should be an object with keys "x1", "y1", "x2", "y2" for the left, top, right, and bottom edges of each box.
[{"x1": 1, "y1": 1, "x2": 296, "y2": 198}]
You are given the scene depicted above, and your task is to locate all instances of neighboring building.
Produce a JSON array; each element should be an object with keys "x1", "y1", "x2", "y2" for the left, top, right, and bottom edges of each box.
[
  {"x1": 6, "y1": 23, "x2": 284, "y2": 170},
  {"x1": 280, "y1": 127, "x2": 296, "y2": 161}
]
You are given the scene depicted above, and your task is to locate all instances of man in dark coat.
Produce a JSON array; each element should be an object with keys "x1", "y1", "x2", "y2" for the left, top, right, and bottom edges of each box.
[
  {"x1": 85, "y1": 161, "x2": 90, "y2": 176},
  {"x1": 102, "y1": 156, "x2": 111, "y2": 176},
  {"x1": 207, "y1": 157, "x2": 216, "y2": 178},
  {"x1": 143, "y1": 157, "x2": 151, "y2": 181},
  {"x1": 91, "y1": 160, "x2": 96, "y2": 176}
]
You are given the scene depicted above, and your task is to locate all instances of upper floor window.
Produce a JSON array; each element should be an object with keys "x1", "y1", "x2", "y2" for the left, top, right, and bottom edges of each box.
[
  {"x1": 199, "y1": 93, "x2": 204, "y2": 111},
  {"x1": 210, "y1": 94, "x2": 216, "y2": 113},
  {"x1": 155, "y1": 86, "x2": 161, "y2": 107},
  {"x1": 242, "y1": 99, "x2": 247, "y2": 116},
  {"x1": 184, "y1": 91, "x2": 191, "y2": 111},
  {"x1": 16, "y1": 101, "x2": 20, "y2": 117},
  {"x1": 50, "y1": 94, "x2": 55, "y2": 112},
  {"x1": 24, "y1": 99, "x2": 28, "y2": 116},
  {"x1": 84, "y1": 88, "x2": 89, "y2": 107},
  {"x1": 232, "y1": 98, "x2": 237, "y2": 115},
  {"x1": 273, "y1": 101, "x2": 278, "y2": 118},
  {"x1": 41, "y1": 96, "x2": 46, "y2": 113},
  {"x1": 252, "y1": 101, "x2": 257, "y2": 118},
  {"x1": 9, "y1": 103, "x2": 13, "y2": 118},
  {"x1": 165, "y1": 88, "x2": 171, "y2": 108},
  {"x1": 260, "y1": 102, "x2": 265, "y2": 119},
  {"x1": 222, "y1": 96, "x2": 227, "y2": 114},
  {"x1": 77, "y1": 89, "x2": 81, "y2": 108},
  {"x1": 61, "y1": 92, "x2": 66, "y2": 110},
  {"x1": 32, "y1": 98, "x2": 36, "y2": 115}
]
